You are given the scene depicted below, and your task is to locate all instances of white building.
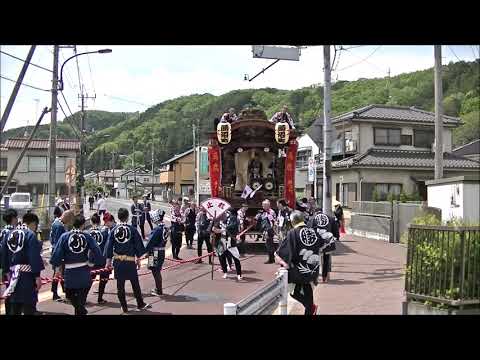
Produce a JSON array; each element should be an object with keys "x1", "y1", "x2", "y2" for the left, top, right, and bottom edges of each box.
[{"x1": 426, "y1": 175, "x2": 480, "y2": 224}]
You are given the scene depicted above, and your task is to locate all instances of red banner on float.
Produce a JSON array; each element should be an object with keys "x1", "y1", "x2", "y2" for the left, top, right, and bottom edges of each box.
[
  {"x1": 284, "y1": 140, "x2": 298, "y2": 209},
  {"x1": 208, "y1": 145, "x2": 221, "y2": 198}
]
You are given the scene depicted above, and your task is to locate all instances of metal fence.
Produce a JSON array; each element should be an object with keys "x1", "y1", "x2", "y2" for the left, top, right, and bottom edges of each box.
[
  {"x1": 405, "y1": 225, "x2": 480, "y2": 307},
  {"x1": 224, "y1": 269, "x2": 288, "y2": 315}
]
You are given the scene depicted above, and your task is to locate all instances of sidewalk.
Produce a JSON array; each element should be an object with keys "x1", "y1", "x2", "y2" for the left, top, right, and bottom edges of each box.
[{"x1": 289, "y1": 234, "x2": 407, "y2": 315}]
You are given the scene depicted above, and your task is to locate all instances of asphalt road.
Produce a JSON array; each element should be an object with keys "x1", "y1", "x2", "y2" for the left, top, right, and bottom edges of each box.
[{"x1": 2, "y1": 197, "x2": 281, "y2": 315}]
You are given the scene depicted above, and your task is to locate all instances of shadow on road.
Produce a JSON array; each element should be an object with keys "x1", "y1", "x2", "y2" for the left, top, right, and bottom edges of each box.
[
  {"x1": 158, "y1": 294, "x2": 198, "y2": 302},
  {"x1": 322, "y1": 279, "x2": 364, "y2": 285}
]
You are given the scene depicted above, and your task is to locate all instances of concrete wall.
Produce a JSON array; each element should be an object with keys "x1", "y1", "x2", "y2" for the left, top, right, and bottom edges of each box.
[
  {"x1": 463, "y1": 183, "x2": 480, "y2": 223},
  {"x1": 428, "y1": 181, "x2": 480, "y2": 223}
]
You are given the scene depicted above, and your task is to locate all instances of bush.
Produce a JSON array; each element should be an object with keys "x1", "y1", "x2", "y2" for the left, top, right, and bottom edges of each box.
[
  {"x1": 404, "y1": 213, "x2": 480, "y2": 303},
  {"x1": 372, "y1": 189, "x2": 379, "y2": 202}
]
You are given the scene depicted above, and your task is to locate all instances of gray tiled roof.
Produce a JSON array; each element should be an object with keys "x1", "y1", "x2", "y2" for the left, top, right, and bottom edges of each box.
[
  {"x1": 332, "y1": 104, "x2": 460, "y2": 125},
  {"x1": 161, "y1": 148, "x2": 194, "y2": 165},
  {"x1": 333, "y1": 148, "x2": 480, "y2": 169},
  {"x1": 453, "y1": 139, "x2": 480, "y2": 156},
  {"x1": 306, "y1": 116, "x2": 324, "y2": 145}
]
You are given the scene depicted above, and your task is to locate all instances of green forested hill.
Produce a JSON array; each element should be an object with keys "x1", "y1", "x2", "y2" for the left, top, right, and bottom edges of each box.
[{"x1": 2, "y1": 60, "x2": 479, "y2": 172}]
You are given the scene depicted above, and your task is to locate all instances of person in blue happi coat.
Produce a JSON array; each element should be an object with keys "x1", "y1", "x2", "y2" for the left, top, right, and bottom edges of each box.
[
  {"x1": 105, "y1": 208, "x2": 151, "y2": 314},
  {"x1": 88, "y1": 212, "x2": 112, "y2": 304},
  {"x1": 49, "y1": 209, "x2": 74, "y2": 302},
  {"x1": 145, "y1": 209, "x2": 168, "y2": 297},
  {"x1": 1, "y1": 208, "x2": 18, "y2": 315},
  {"x1": 50, "y1": 215, "x2": 103, "y2": 315},
  {"x1": 1, "y1": 213, "x2": 44, "y2": 315}
]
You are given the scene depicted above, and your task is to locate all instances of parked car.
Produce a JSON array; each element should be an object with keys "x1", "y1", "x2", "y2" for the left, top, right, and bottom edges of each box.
[{"x1": 8, "y1": 192, "x2": 33, "y2": 216}]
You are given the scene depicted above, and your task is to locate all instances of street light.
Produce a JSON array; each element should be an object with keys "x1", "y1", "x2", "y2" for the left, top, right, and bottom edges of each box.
[{"x1": 58, "y1": 48, "x2": 112, "y2": 91}]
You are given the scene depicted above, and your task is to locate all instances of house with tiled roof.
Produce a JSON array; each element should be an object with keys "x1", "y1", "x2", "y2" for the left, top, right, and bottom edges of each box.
[
  {"x1": 0, "y1": 138, "x2": 81, "y2": 205},
  {"x1": 452, "y1": 139, "x2": 480, "y2": 162},
  {"x1": 298, "y1": 104, "x2": 480, "y2": 207}
]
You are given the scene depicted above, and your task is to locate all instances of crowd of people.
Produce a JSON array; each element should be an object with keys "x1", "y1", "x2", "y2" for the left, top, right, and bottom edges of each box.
[
  {"x1": 1, "y1": 190, "x2": 345, "y2": 316},
  {"x1": 0, "y1": 199, "x2": 170, "y2": 315}
]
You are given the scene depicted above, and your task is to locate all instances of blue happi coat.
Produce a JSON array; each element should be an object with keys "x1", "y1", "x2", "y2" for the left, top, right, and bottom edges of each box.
[
  {"x1": 50, "y1": 229, "x2": 103, "y2": 289},
  {"x1": 49, "y1": 218, "x2": 67, "y2": 248},
  {"x1": 145, "y1": 224, "x2": 167, "y2": 270},
  {"x1": 1, "y1": 225, "x2": 44, "y2": 305},
  {"x1": 105, "y1": 223, "x2": 146, "y2": 280},
  {"x1": 0, "y1": 225, "x2": 15, "y2": 276},
  {"x1": 88, "y1": 226, "x2": 108, "y2": 268}
]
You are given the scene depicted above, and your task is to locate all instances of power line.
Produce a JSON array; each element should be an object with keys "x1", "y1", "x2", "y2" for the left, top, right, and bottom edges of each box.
[
  {"x1": 59, "y1": 91, "x2": 77, "y2": 119},
  {"x1": 337, "y1": 46, "x2": 384, "y2": 72},
  {"x1": 470, "y1": 45, "x2": 479, "y2": 59},
  {"x1": 0, "y1": 50, "x2": 53, "y2": 73},
  {"x1": 57, "y1": 94, "x2": 81, "y2": 138},
  {"x1": 85, "y1": 46, "x2": 96, "y2": 96},
  {"x1": 0, "y1": 74, "x2": 50, "y2": 92},
  {"x1": 73, "y1": 46, "x2": 84, "y2": 95},
  {"x1": 103, "y1": 94, "x2": 151, "y2": 107},
  {"x1": 339, "y1": 45, "x2": 365, "y2": 50},
  {"x1": 447, "y1": 46, "x2": 462, "y2": 62}
]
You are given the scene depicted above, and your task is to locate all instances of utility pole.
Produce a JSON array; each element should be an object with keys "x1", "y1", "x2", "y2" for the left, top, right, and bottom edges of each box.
[
  {"x1": 151, "y1": 141, "x2": 155, "y2": 200},
  {"x1": 322, "y1": 45, "x2": 333, "y2": 216},
  {"x1": 77, "y1": 93, "x2": 96, "y2": 210},
  {"x1": 133, "y1": 140, "x2": 137, "y2": 195},
  {"x1": 0, "y1": 46, "x2": 36, "y2": 133},
  {"x1": 48, "y1": 45, "x2": 59, "y2": 221},
  {"x1": 434, "y1": 45, "x2": 444, "y2": 179},
  {"x1": 192, "y1": 121, "x2": 197, "y2": 202}
]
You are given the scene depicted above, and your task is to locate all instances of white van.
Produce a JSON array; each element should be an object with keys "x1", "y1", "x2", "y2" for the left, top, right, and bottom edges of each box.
[{"x1": 9, "y1": 192, "x2": 33, "y2": 214}]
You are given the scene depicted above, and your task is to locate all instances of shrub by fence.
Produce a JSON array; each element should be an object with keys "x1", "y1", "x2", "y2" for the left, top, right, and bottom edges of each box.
[{"x1": 405, "y1": 224, "x2": 480, "y2": 308}]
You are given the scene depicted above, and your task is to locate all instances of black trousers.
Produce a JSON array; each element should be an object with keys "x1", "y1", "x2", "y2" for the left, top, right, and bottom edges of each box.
[
  {"x1": 219, "y1": 251, "x2": 241, "y2": 276},
  {"x1": 151, "y1": 268, "x2": 162, "y2": 294},
  {"x1": 171, "y1": 230, "x2": 183, "y2": 259},
  {"x1": 143, "y1": 214, "x2": 154, "y2": 233},
  {"x1": 185, "y1": 228, "x2": 195, "y2": 247},
  {"x1": 238, "y1": 233, "x2": 246, "y2": 255},
  {"x1": 265, "y1": 230, "x2": 276, "y2": 261},
  {"x1": 51, "y1": 267, "x2": 65, "y2": 296},
  {"x1": 291, "y1": 283, "x2": 314, "y2": 315},
  {"x1": 116, "y1": 276, "x2": 145, "y2": 313},
  {"x1": 9, "y1": 302, "x2": 36, "y2": 315},
  {"x1": 91, "y1": 271, "x2": 110, "y2": 301},
  {"x1": 225, "y1": 250, "x2": 234, "y2": 267},
  {"x1": 197, "y1": 234, "x2": 213, "y2": 262},
  {"x1": 65, "y1": 288, "x2": 89, "y2": 315},
  {"x1": 322, "y1": 253, "x2": 332, "y2": 279},
  {"x1": 133, "y1": 220, "x2": 146, "y2": 239}
]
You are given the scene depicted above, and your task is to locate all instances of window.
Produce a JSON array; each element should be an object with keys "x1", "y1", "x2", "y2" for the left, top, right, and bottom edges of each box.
[
  {"x1": 144, "y1": 177, "x2": 150, "y2": 183},
  {"x1": 341, "y1": 183, "x2": 357, "y2": 208},
  {"x1": 296, "y1": 149, "x2": 312, "y2": 168},
  {"x1": 28, "y1": 156, "x2": 47, "y2": 172},
  {"x1": 0, "y1": 158, "x2": 7, "y2": 171},
  {"x1": 56, "y1": 157, "x2": 66, "y2": 172},
  {"x1": 374, "y1": 128, "x2": 401, "y2": 146},
  {"x1": 373, "y1": 183, "x2": 403, "y2": 201},
  {"x1": 414, "y1": 129, "x2": 435, "y2": 148},
  {"x1": 401, "y1": 135, "x2": 412, "y2": 146}
]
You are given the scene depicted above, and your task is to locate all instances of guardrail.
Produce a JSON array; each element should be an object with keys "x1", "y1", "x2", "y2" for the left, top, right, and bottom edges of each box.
[{"x1": 223, "y1": 268, "x2": 288, "y2": 315}]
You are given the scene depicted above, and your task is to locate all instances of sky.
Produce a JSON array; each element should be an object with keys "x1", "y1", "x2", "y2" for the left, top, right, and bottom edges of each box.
[{"x1": 1, "y1": 45, "x2": 478, "y2": 131}]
